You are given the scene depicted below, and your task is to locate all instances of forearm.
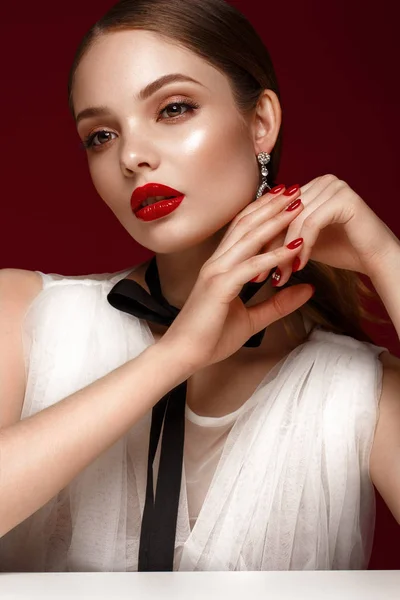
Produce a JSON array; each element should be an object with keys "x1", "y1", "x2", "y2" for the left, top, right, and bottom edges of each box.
[
  {"x1": 367, "y1": 243, "x2": 400, "y2": 340},
  {"x1": 0, "y1": 341, "x2": 191, "y2": 537}
]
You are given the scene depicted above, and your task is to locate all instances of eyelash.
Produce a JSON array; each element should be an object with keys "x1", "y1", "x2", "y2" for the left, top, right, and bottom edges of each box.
[{"x1": 81, "y1": 99, "x2": 200, "y2": 150}]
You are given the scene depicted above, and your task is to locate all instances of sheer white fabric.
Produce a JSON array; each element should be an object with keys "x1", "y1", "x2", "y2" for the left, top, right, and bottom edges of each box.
[{"x1": 0, "y1": 267, "x2": 388, "y2": 572}]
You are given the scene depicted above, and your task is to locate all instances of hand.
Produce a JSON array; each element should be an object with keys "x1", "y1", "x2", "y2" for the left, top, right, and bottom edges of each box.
[
  {"x1": 252, "y1": 174, "x2": 400, "y2": 286},
  {"x1": 159, "y1": 187, "x2": 314, "y2": 372}
]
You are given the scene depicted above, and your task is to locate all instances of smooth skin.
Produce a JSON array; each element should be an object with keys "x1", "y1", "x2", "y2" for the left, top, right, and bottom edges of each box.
[
  {"x1": 71, "y1": 29, "x2": 305, "y2": 356},
  {"x1": 59, "y1": 27, "x2": 400, "y2": 527},
  {"x1": 1, "y1": 28, "x2": 400, "y2": 541}
]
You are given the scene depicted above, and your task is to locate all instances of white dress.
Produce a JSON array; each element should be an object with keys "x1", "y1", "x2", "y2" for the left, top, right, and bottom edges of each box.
[{"x1": 0, "y1": 266, "x2": 388, "y2": 572}]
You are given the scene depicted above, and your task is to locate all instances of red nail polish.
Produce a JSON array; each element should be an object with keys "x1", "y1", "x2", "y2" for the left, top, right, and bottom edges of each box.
[
  {"x1": 269, "y1": 184, "x2": 285, "y2": 194},
  {"x1": 286, "y1": 237, "x2": 303, "y2": 250},
  {"x1": 271, "y1": 268, "x2": 281, "y2": 286},
  {"x1": 285, "y1": 199, "x2": 302, "y2": 212},
  {"x1": 292, "y1": 256, "x2": 301, "y2": 272},
  {"x1": 250, "y1": 275, "x2": 260, "y2": 283},
  {"x1": 283, "y1": 184, "x2": 300, "y2": 196}
]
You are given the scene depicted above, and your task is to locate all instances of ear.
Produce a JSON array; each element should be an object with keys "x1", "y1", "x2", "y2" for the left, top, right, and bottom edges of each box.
[{"x1": 251, "y1": 89, "x2": 282, "y2": 155}]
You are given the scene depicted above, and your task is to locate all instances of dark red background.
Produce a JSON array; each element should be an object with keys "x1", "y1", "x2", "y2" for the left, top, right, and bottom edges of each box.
[{"x1": 2, "y1": 0, "x2": 399, "y2": 568}]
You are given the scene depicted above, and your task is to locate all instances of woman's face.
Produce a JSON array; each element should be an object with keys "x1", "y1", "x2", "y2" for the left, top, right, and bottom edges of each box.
[{"x1": 72, "y1": 29, "x2": 265, "y2": 254}]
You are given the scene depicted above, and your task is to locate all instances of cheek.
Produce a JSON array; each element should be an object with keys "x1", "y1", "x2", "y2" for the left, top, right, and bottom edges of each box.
[
  {"x1": 87, "y1": 158, "x2": 121, "y2": 212},
  {"x1": 188, "y1": 119, "x2": 258, "y2": 213}
]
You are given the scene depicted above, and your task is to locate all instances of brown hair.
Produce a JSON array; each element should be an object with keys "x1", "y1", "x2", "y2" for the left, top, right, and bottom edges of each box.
[{"x1": 67, "y1": 0, "x2": 390, "y2": 345}]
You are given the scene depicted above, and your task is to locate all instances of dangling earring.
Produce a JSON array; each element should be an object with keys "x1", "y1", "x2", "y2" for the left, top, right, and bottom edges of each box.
[{"x1": 256, "y1": 152, "x2": 271, "y2": 199}]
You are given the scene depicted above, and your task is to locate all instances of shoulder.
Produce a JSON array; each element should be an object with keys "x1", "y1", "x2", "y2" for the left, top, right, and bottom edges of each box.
[
  {"x1": 376, "y1": 350, "x2": 400, "y2": 422},
  {"x1": 369, "y1": 349, "x2": 400, "y2": 524},
  {"x1": 0, "y1": 267, "x2": 44, "y2": 338},
  {"x1": 0, "y1": 267, "x2": 44, "y2": 300},
  {"x1": 376, "y1": 350, "x2": 400, "y2": 409}
]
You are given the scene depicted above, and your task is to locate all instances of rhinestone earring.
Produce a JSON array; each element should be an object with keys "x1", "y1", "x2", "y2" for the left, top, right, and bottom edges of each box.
[{"x1": 256, "y1": 152, "x2": 271, "y2": 199}]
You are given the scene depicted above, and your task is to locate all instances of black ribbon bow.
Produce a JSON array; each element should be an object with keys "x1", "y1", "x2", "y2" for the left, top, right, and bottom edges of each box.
[{"x1": 107, "y1": 256, "x2": 274, "y2": 571}]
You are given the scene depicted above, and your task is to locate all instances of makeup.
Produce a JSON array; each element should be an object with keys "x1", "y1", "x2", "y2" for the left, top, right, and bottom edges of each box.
[
  {"x1": 134, "y1": 196, "x2": 184, "y2": 221},
  {"x1": 131, "y1": 183, "x2": 185, "y2": 221}
]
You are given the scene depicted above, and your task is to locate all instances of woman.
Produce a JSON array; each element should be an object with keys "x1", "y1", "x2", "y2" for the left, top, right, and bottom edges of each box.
[{"x1": 1, "y1": 0, "x2": 399, "y2": 572}]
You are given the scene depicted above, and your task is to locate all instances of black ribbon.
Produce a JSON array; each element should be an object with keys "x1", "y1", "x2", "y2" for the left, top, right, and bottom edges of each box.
[{"x1": 107, "y1": 256, "x2": 275, "y2": 570}]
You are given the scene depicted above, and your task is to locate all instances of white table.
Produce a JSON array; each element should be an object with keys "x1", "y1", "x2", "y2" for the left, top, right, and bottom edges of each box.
[{"x1": 0, "y1": 571, "x2": 399, "y2": 599}]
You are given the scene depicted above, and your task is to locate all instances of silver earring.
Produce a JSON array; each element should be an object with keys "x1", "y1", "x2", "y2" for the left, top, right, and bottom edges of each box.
[{"x1": 256, "y1": 152, "x2": 271, "y2": 199}]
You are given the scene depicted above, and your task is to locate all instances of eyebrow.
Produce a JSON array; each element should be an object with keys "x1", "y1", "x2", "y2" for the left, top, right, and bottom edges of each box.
[{"x1": 75, "y1": 73, "x2": 206, "y2": 125}]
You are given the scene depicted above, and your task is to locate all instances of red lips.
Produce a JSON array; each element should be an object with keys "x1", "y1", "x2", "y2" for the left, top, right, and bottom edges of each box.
[{"x1": 131, "y1": 183, "x2": 184, "y2": 213}]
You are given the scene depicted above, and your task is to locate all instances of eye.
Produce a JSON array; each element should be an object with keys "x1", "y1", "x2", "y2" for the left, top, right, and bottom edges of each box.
[
  {"x1": 81, "y1": 130, "x2": 117, "y2": 150},
  {"x1": 158, "y1": 100, "x2": 199, "y2": 120},
  {"x1": 80, "y1": 100, "x2": 200, "y2": 151}
]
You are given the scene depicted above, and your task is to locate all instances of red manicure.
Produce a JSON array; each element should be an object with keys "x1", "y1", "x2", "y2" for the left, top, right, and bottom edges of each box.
[
  {"x1": 271, "y1": 268, "x2": 281, "y2": 286},
  {"x1": 269, "y1": 184, "x2": 285, "y2": 194},
  {"x1": 285, "y1": 199, "x2": 301, "y2": 212},
  {"x1": 286, "y1": 237, "x2": 303, "y2": 250},
  {"x1": 292, "y1": 256, "x2": 301, "y2": 272},
  {"x1": 283, "y1": 184, "x2": 300, "y2": 196}
]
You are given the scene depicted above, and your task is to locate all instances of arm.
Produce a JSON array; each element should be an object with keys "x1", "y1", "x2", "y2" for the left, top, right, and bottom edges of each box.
[
  {"x1": 0, "y1": 336, "x2": 192, "y2": 537},
  {"x1": 367, "y1": 241, "x2": 400, "y2": 340},
  {"x1": 363, "y1": 244, "x2": 400, "y2": 523},
  {"x1": 370, "y1": 351, "x2": 400, "y2": 525}
]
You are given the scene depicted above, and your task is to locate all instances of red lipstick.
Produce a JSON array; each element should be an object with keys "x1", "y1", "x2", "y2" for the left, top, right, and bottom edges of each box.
[{"x1": 131, "y1": 183, "x2": 185, "y2": 221}]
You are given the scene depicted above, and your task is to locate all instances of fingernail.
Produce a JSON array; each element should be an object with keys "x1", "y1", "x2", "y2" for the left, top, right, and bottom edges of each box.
[
  {"x1": 283, "y1": 184, "x2": 300, "y2": 196},
  {"x1": 271, "y1": 268, "x2": 281, "y2": 286},
  {"x1": 269, "y1": 184, "x2": 285, "y2": 194},
  {"x1": 250, "y1": 275, "x2": 260, "y2": 283},
  {"x1": 285, "y1": 199, "x2": 302, "y2": 212},
  {"x1": 286, "y1": 237, "x2": 303, "y2": 250},
  {"x1": 292, "y1": 256, "x2": 301, "y2": 272}
]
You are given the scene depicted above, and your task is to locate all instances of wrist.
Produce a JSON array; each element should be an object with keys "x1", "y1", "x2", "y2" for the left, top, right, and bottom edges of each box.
[
  {"x1": 366, "y1": 240, "x2": 400, "y2": 282},
  {"x1": 150, "y1": 338, "x2": 197, "y2": 383}
]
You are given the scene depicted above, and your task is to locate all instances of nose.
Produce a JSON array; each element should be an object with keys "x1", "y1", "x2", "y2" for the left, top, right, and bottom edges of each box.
[{"x1": 119, "y1": 136, "x2": 160, "y2": 177}]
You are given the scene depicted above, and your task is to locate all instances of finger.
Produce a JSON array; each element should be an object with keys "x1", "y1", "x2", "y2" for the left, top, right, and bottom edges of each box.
[
  {"x1": 235, "y1": 184, "x2": 301, "y2": 227},
  {"x1": 234, "y1": 185, "x2": 302, "y2": 255},
  {"x1": 205, "y1": 240, "x2": 304, "y2": 304},
  {"x1": 299, "y1": 176, "x2": 322, "y2": 196},
  {"x1": 299, "y1": 174, "x2": 343, "y2": 205},
  {"x1": 265, "y1": 179, "x2": 345, "y2": 287},
  {"x1": 260, "y1": 229, "x2": 287, "y2": 255},
  {"x1": 212, "y1": 191, "x2": 303, "y2": 266},
  {"x1": 246, "y1": 284, "x2": 315, "y2": 336},
  {"x1": 275, "y1": 189, "x2": 351, "y2": 287},
  {"x1": 252, "y1": 177, "x2": 344, "y2": 283},
  {"x1": 219, "y1": 184, "x2": 292, "y2": 245}
]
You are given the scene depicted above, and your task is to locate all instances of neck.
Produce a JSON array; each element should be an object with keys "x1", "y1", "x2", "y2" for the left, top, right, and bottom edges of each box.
[
  {"x1": 154, "y1": 226, "x2": 229, "y2": 309},
  {"x1": 139, "y1": 230, "x2": 306, "y2": 358}
]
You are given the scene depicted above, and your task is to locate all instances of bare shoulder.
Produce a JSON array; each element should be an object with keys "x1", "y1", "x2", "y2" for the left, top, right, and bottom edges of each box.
[
  {"x1": 0, "y1": 267, "x2": 44, "y2": 293},
  {"x1": 378, "y1": 349, "x2": 400, "y2": 369},
  {"x1": 369, "y1": 349, "x2": 400, "y2": 524},
  {"x1": 0, "y1": 268, "x2": 44, "y2": 429},
  {"x1": 0, "y1": 268, "x2": 44, "y2": 317}
]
